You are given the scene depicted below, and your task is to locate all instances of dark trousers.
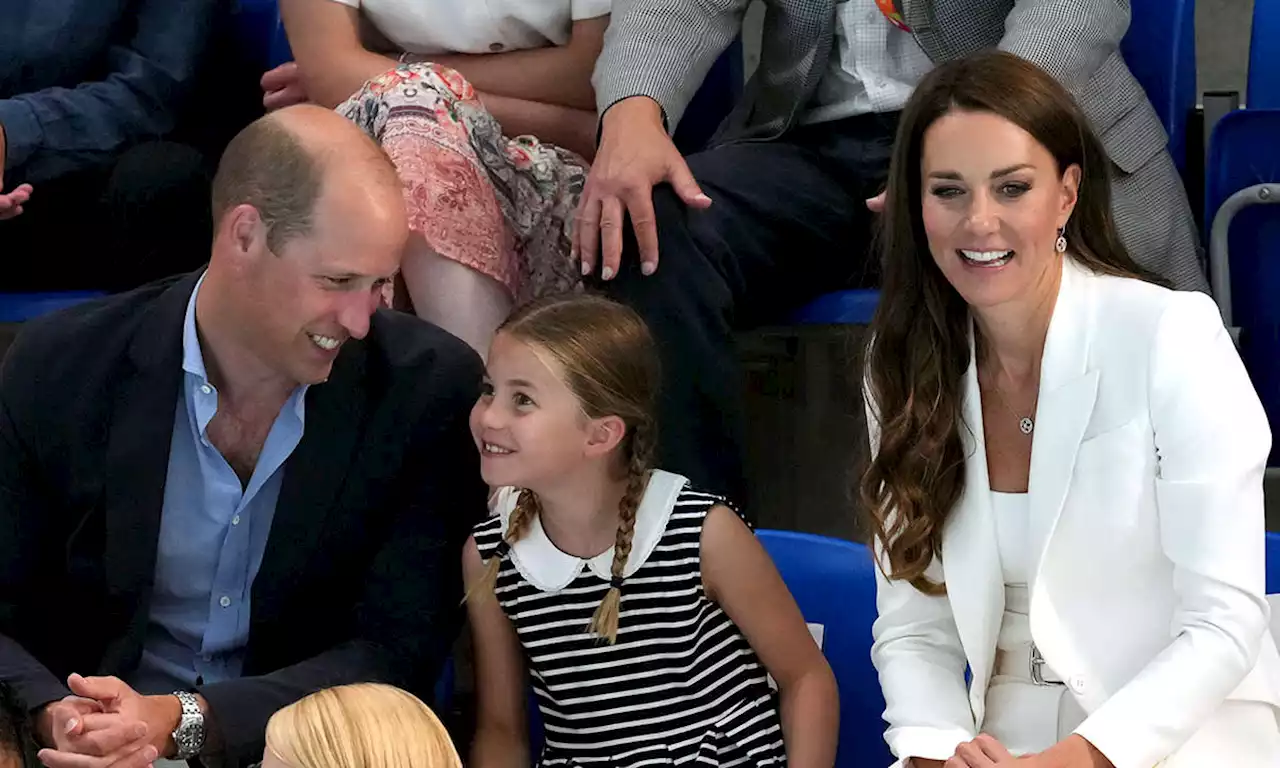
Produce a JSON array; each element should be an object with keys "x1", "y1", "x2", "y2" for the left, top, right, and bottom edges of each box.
[
  {"x1": 597, "y1": 112, "x2": 899, "y2": 510},
  {"x1": 1, "y1": 141, "x2": 213, "y2": 293}
]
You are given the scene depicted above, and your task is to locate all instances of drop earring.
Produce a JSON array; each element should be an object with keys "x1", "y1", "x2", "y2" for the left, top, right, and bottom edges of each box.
[{"x1": 1055, "y1": 227, "x2": 1068, "y2": 254}]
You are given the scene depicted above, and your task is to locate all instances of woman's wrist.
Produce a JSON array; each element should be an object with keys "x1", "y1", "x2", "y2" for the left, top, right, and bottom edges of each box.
[{"x1": 1042, "y1": 735, "x2": 1113, "y2": 768}]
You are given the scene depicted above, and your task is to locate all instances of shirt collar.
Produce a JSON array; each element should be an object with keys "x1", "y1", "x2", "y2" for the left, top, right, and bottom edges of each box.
[
  {"x1": 496, "y1": 470, "x2": 689, "y2": 592},
  {"x1": 181, "y1": 272, "x2": 210, "y2": 383}
]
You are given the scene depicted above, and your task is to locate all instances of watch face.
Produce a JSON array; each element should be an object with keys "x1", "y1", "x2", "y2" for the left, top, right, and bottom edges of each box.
[{"x1": 175, "y1": 715, "x2": 203, "y2": 755}]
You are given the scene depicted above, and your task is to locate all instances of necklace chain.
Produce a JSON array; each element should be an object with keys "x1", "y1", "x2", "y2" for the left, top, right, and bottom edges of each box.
[{"x1": 989, "y1": 379, "x2": 1036, "y2": 435}]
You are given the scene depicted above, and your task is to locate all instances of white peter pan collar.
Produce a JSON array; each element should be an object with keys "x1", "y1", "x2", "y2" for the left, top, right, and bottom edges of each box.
[{"x1": 494, "y1": 470, "x2": 689, "y2": 593}]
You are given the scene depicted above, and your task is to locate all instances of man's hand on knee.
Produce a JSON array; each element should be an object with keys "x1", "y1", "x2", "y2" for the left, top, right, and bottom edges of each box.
[
  {"x1": 34, "y1": 692, "x2": 154, "y2": 768},
  {"x1": 575, "y1": 96, "x2": 711, "y2": 282},
  {"x1": 34, "y1": 674, "x2": 203, "y2": 768}
]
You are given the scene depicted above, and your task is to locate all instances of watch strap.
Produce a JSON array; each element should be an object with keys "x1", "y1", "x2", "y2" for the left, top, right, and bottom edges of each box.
[{"x1": 171, "y1": 691, "x2": 205, "y2": 760}]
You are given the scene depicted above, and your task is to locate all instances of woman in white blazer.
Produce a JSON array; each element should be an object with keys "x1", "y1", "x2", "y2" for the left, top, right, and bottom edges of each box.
[{"x1": 861, "y1": 51, "x2": 1280, "y2": 768}]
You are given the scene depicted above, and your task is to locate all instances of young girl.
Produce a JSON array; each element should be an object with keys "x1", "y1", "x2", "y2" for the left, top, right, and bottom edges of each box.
[
  {"x1": 462, "y1": 294, "x2": 839, "y2": 767},
  {"x1": 259, "y1": 684, "x2": 461, "y2": 768}
]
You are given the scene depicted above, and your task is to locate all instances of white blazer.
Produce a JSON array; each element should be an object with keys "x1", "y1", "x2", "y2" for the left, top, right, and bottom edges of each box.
[{"x1": 869, "y1": 258, "x2": 1280, "y2": 768}]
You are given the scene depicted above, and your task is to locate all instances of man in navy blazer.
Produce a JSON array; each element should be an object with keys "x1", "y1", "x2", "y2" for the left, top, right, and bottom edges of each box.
[{"x1": 0, "y1": 106, "x2": 485, "y2": 767}]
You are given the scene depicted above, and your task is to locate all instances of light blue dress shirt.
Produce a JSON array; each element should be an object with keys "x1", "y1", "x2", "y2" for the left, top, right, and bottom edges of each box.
[{"x1": 128, "y1": 277, "x2": 308, "y2": 694}]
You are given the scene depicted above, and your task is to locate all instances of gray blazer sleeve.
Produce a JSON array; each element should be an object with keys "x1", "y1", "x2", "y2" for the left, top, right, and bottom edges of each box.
[
  {"x1": 591, "y1": 0, "x2": 751, "y2": 132},
  {"x1": 995, "y1": 0, "x2": 1130, "y2": 93}
]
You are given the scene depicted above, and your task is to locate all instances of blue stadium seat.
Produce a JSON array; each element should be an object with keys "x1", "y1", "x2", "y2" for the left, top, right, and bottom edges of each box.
[
  {"x1": 793, "y1": 0, "x2": 1195, "y2": 326},
  {"x1": 269, "y1": 13, "x2": 293, "y2": 69},
  {"x1": 757, "y1": 529, "x2": 892, "y2": 768},
  {"x1": 1204, "y1": 108, "x2": 1280, "y2": 465},
  {"x1": 231, "y1": 0, "x2": 284, "y2": 72},
  {"x1": 790, "y1": 289, "x2": 881, "y2": 325},
  {"x1": 1120, "y1": 0, "x2": 1197, "y2": 174},
  {"x1": 1249, "y1": 0, "x2": 1280, "y2": 108},
  {"x1": 0, "y1": 292, "x2": 106, "y2": 324}
]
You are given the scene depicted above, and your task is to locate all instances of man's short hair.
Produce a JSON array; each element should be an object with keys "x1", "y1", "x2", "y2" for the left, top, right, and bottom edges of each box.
[{"x1": 210, "y1": 117, "x2": 322, "y2": 253}]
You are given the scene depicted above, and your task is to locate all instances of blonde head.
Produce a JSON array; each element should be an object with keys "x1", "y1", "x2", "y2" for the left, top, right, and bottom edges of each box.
[
  {"x1": 468, "y1": 294, "x2": 660, "y2": 643},
  {"x1": 263, "y1": 684, "x2": 461, "y2": 768}
]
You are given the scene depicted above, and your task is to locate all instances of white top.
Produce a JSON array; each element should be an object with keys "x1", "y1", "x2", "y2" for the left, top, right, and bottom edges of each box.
[
  {"x1": 328, "y1": 0, "x2": 611, "y2": 56},
  {"x1": 992, "y1": 491, "x2": 1030, "y2": 588},
  {"x1": 804, "y1": 0, "x2": 933, "y2": 124}
]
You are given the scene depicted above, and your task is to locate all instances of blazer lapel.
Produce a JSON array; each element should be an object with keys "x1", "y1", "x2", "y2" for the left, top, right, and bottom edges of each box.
[
  {"x1": 942, "y1": 330, "x2": 1004, "y2": 714},
  {"x1": 903, "y1": 0, "x2": 945, "y2": 61},
  {"x1": 102, "y1": 275, "x2": 198, "y2": 600},
  {"x1": 1027, "y1": 260, "x2": 1099, "y2": 592},
  {"x1": 254, "y1": 340, "x2": 368, "y2": 614}
]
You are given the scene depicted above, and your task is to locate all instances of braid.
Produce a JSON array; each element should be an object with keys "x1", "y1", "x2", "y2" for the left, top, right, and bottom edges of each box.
[
  {"x1": 467, "y1": 489, "x2": 541, "y2": 604},
  {"x1": 589, "y1": 421, "x2": 656, "y2": 643}
]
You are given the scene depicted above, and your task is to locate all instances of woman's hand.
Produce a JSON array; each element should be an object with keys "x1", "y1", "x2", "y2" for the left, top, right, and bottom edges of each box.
[
  {"x1": 926, "y1": 733, "x2": 1112, "y2": 768},
  {"x1": 261, "y1": 61, "x2": 310, "y2": 111},
  {"x1": 940, "y1": 734, "x2": 1015, "y2": 766}
]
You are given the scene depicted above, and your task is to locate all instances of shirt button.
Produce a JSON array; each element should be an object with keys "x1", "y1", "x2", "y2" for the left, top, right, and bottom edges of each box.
[
  {"x1": 489, "y1": 42, "x2": 505, "y2": 52},
  {"x1": 231, "y1": 515, "x2": 241, "y2": 526},
  {"x1": 1068, "y1": 675, "x2": 1087, "y2": 693},
  {"x1": 219, "y1": 596, "x2": 231, "y2": 608},
  {"x1": 200, "y1": 384, "x2": 212, "y2": 395}
]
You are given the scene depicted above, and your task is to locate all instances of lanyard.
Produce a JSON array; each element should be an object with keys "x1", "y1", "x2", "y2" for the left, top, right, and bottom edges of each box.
[{"x1": 874, "y1": 0, "x2": 912, "y2": 32}]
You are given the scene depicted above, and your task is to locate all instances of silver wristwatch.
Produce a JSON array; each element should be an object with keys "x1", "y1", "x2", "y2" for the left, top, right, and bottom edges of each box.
[{"x1": 171, "y1": 691, "x2": 206, "y2": 760}]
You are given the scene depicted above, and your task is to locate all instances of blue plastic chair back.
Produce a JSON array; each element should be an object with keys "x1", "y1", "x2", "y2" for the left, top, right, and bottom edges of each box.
[
  {"x1": 1249, "y1": 0, "x2": 1280, "y2": 108},
  {"x1": 1205, "y1": 109, "x2": 1280, "y2": 464},
  {"x1": 230, "y1": 0, "x2": 283, "y2": 71},
  {"x1": 757, "y1": 530, "x2": 892, "y2": 768},
  {"x1": 790, "y1": 289, "x2": 880, "y2": 325},
  {"x1": 1119, "y1": 0, "x2": 1197, "y2": 173},
  {"x1": 0, "y1": 292, "x2": 107, "y2": 324},
  {"x1": 1267, "y1": 532, "x2": 1280, "y2": 596},
  {"x1": 432, "y1": 655, "x2": 456, "y2": 713}
]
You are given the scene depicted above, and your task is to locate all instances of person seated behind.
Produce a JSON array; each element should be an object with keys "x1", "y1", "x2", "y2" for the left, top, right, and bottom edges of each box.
[
  {"x1": 0, "y1": 105, "x2": 485, "y2": 768},
  {"x1": 576, "y1": 0, "x2": 1208, "y2": 511},
  {"x1": 464, "y1": 294, "x2": 839, "y2": 767},
  {"x1": 0, "y1": 0, "x2": 219, "y2": 292},
  {"x1": 863, "y1": 51, "x2": 1280, "y2": 768},
  {"x1": 260, "y1": 684, "x2": 461, "y2": 768},
  {"x1": 267, "y1": 0, "x2": 609, "y2": 358}
]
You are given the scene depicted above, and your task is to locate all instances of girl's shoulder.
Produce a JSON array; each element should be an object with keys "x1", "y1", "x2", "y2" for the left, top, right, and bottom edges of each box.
[{"x1": 664, "y1": 480, "x2": 743, "y2": 530}]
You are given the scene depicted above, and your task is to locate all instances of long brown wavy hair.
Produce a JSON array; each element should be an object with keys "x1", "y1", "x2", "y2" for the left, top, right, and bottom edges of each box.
[
  {"x1": 860, "y1": 51, "x2": 1167, "y2": 593},
  {"x1": 469, "y1": 293, "x2": 660, "y2": 643}
]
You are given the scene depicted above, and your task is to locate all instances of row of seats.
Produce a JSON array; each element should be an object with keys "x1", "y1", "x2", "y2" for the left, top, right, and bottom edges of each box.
[
  {"x1": 3, "y1": 2, "x2": 1276, "y2": 437},
  {"x1": 1204, "y1": 0, "x2": 1280, "y2": 465},
  {"x1": 0, "y1": 0, "x2": 1232, "y2": 329}
]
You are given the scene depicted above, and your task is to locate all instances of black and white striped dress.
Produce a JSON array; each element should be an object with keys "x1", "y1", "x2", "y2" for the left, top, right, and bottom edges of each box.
[{"x1": 472, "y1": 470, "x2": 787, "y2": 767}]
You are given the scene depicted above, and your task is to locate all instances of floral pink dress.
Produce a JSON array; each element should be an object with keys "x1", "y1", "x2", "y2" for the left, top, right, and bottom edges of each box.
[{"x1": 337, "y1": 64, "x2": 585, "y2": 304}]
